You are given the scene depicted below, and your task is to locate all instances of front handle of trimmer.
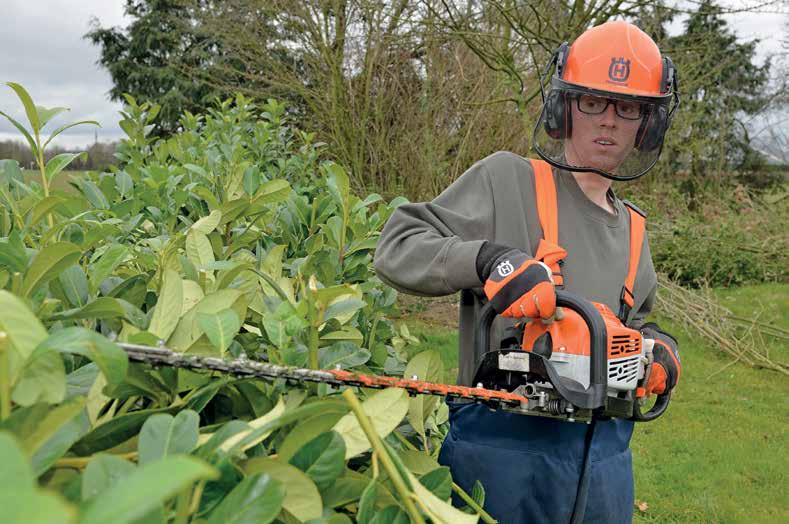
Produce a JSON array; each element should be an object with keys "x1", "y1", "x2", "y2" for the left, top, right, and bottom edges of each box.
[
  {"x1": 475, "y1": 289, "x2": 608, "y2": 410},
  {"x1": 630, "y1": 342, "x2": 672, "y2": 421},
  {"x1": 631, "y1": 391, "x2": 671, "y2": 421}
]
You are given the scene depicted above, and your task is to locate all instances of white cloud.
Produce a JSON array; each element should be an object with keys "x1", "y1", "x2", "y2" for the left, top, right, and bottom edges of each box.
[
  {"x1": 0, "y1": 0, "x2": 128, "y2": 149},
  {"x1": 0, "y1": 0, "x2": 786, "y2": 152}
]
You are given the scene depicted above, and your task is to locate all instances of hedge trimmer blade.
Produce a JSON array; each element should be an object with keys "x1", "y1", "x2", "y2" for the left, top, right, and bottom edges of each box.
[{"x1": 118, "y1": 342, "x2": 529, "y2": 408}]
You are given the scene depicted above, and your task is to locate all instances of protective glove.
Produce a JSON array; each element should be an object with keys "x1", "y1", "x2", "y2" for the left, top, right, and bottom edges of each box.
[
  {"x1": 476, "y1": 242, "x2": 556, "y2": 320},
  {"x1": 640, "y1": 323, "x2": 681, "y2": 396}
]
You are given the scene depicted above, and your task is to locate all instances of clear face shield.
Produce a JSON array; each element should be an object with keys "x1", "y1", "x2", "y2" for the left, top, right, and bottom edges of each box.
[{"x1": 532, "y1": 81, "x2": 678, "y2": 181}]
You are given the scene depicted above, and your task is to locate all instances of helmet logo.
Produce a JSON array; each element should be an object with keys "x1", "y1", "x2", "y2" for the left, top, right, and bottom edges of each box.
[{"x1": 608, "y1": 57, "x2": 631, "y2": 83}]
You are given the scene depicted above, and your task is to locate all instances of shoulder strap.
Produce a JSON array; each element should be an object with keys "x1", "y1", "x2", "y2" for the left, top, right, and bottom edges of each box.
[
  {"x1": 530, "y1": 159, "x2": 559, "y2": 245},
  {"x1": 619, "y1": 200, "x2": 647, "y2": 321},
  {"x1": 529, "y1": 159, "x2": 567, "y2": 286}
]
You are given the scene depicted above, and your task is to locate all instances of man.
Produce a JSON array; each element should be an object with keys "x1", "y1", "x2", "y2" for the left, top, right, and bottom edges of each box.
[{"x1": 374, "y1": 21, "x2": 681, "y2": 524}]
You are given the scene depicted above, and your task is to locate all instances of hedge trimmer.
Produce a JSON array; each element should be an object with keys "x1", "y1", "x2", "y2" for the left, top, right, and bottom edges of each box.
[{"x1": 118, "y1": 291, "x2": 671, "y2": 423}]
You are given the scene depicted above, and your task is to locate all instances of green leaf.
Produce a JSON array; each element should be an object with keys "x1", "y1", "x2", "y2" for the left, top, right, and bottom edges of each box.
[
  {"x1": 0, "y1": 290, "x2": 48, "y2": 385},
  {"x1": 471, "y1": 480, "x2": 486, "y2": 508},
  {"x1": 48, "y1": 296, "x2": 125, "y2": 322},
  {"x1": 419, "y1": 467, "x2": 452, "y2": 500},
  {"x1": 38, "y1": 327, "x2": 128, "y2": 385},
  {"x1": 251, "y1": 179, "x2": 291, "y2": 207},
  {"x1": 115, "y1": 171, "x2": 133, "y2": 198},
  {"x1": 288, "y1": 431, "x2": 345, "y2": 491},
  {"x1": 30, "y1": 406, "x2": 89, "y2": 476},
  {"x1": 168, "y1": 289, "x2": 245, "y2": 351},
  {"x1": 138, "y1": 410, "x2": 200, "y2": 464},
  {"x1": 319, "y1": 327, "x2": 364, "y2": 344},
  {"x1": 318, "y1": 342, "x2": 370, "y2": 370},
  {"x1": 82, "y1": 455, "x2": 136, "y2": 500},
  {"x1": 321, "y1": 473, "x2": 367, "y2": 509},
  {"x1": 357, "y1": 479, "x2": 377, "y2": 524},
  {"x1": 191, "y1": 209, "x2": 223, "y2": 234},
  {"x1": 1, "y1": 397, "x2": 85, "y2": 461},
  {"x1": 78, "y1": 179, "x2": 110, "y2": 209},
  {"x1": 0, "y1": 431, "x2": 35, "y2": 488},
  {"x1": 20, "y1": 241, "x2": 82, "y2": 297},
  {"x1": 184, "y1": 163, "x2": 208, "y2": 178},
  {"x1": 312, "y1": 285, "x2": 357, "y2": 310},
  {"x1": 218, "y1": 198, "x2": 250, "y2": 226},
  {"x1": 36, "y1": 105, "x2": 68, "y2": 129},
  {"x1": 45, "y1": 152, "x2": 86, "y2": 183},
  {"x1": 0, "y1": 488, "x2": 75, "y2": 524},
  {"x1": 398, "y1": 450, "x2": 441, "y2": 475},
  {"x1": 42, "y1": 120, "x2": 100, "y2": 150},
  {"x1": 28, "y1": 195, "x2": 64, "y2": 226},
  {"x1": 79, "y1": 456, "x2": 218, "y2": 524},
  {"x1": 242, "y1": 457, "x2": 322, "y2": 522},
  {"x1": 369, "y1": 506, "x2": 410, "y2": 524},
  {"x1": 404, "y1": 350, "x2": 443, "y2": 438},
  {"x1": 0, "y1": 231, "x2": 28, "y2": 273},
  {"x1": 277, "y1": 404, "x2": 349, "y2": 461},
  {"x1": 72, "y1": 407, "x2": 176, "y2": 455},
  {"x1": 332, "y1": 388, "x2": 410, "y2": 458},
  {"x1": 89, "y1": 244, "x2": 128, "y2": 293},
  {"x1": 0, "y1": 433, "x2": 77, "y2": 523},
  {"x1": 58, "y1": 264, "x2": 89, "y2": 307},
  {"x1": 324, "y1": 297, "x2": 366, "y2": 325},
  {"x1": 181, "y1": 279, "x2": 205, "y2": 312},
  {"x1": 196, "y1": 309, "x2": 241, "y2": 355},
  {"x1": 325, "y1": 163, "x2": 350, "y2": 210},
  {"x1": 219, "y1": 397, "x2": 286, "y2": 454},
  {"x1": 6, "y1": 82, "x2": 40, "y2": 131},
  {"x1": 207, "y1": 473, "x2": 284, "y2": 524},
  {"x1": 407, "y1": 466, "x2": 477, "y2": 524},
  {"x1": 186, "y1": 229, "x2": 215, "y2": 269},
  {"x1": 148, "y1": 269, "x2": 183, "y2": 341},
  {"x1": 11, "y1": 345, "x2": 66, "y2": 406},
  {"x1": 0, "y1": 108, "x2": 39, "y2": 157}
]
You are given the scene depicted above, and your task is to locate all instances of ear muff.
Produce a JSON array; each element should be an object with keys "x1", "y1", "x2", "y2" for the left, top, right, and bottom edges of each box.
[
  {"x1": 634, "y1": 57, "x2": 674, "y2": 152},
  {"x1": 543, "y1": 43, "x2": 572, "y2": 139},
  {"x1": 544, "y1": 90, "x2": 572, "y2": 139}
]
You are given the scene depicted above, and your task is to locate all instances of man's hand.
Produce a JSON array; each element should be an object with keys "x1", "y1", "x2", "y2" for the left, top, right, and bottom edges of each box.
[
  {"x1": 481, "y1": 248, "x2": 556, "y2": 319},
  {"x1": 641, "y1": 323, "x2": 681, "y2": 396}
]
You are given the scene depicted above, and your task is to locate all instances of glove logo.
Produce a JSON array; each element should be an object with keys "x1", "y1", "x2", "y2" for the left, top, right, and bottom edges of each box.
[
  {"x1": 608, "y1": 57, "x2": 631, "y2": 83},
  {"x1": 496, "y1": 260, "x2": 515, "y2": 277}
]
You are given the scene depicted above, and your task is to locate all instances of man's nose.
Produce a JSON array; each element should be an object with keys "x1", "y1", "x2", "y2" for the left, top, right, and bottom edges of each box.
[{"x1": 599, "y1": 103, "x2": 617, "y2": 127}]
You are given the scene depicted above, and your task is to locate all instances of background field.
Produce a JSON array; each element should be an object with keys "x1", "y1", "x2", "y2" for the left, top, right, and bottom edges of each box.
[{"x1": 402, "y1": 283, "x2": 789, "y2": 523}]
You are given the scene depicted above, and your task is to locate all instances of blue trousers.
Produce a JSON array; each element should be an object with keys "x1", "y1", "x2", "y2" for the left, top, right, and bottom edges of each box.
[{"x1": 438, "y1": 402, "x2": 635, "y2": 524}]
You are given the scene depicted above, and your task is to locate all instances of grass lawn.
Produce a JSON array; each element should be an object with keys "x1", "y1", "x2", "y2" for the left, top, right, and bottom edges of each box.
[
  {"x1": 22, "y1": 168, "x2": 83, "y2": 192},
  {"x1": 401, "y1": 283, "x2": 788, "y2": 523}
]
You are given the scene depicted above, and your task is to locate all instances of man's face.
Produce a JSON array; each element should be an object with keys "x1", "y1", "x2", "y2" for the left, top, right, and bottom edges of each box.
[{"x1": 564, "y1": 94, "x2": 643, "y2": 172}]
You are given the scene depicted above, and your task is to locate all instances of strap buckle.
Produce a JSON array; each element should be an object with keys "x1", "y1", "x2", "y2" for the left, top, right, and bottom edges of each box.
[{"x1": 618, "y1": 286, "x2": 634, "y2": 321}]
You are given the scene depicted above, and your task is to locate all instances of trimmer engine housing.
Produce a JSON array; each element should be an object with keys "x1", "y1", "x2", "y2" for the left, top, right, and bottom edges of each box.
[{"x1": 472, "y1": 291, "x2": 668, "y2": 423}]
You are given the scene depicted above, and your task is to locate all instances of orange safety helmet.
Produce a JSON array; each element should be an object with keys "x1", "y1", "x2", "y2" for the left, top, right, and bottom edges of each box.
[{"x1": 533, "y1": 20, "x2": 680, "y2": 181}]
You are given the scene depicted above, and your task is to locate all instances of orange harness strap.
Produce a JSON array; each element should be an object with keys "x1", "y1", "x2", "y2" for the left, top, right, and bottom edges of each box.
[
  {"x1": 529, "y1": 159, "x2": 646, "y2": 322},
  {"x1": 531, "y1": 160, "x2": 559, "y2": 245},
  {"x1": 619, "y1": 201, "x2": 646, "y2": 321},
  {"x1": 530, "y1": 159, "x2": 567, "y2": 286}
]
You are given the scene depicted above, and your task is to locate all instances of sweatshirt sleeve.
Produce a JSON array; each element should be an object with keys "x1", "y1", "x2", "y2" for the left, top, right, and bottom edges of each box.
[
  {"x1": 373, "y1": 160, "x2": 496, "y2": 296},
  {"x1": 628, "y1": 282, "x2": 656, "y2": 330}
]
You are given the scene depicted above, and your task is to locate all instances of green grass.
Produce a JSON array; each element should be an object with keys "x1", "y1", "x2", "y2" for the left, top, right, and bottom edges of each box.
[
  {"x1": 401, "y1": 283, "x2": 789, "y2": 523},
  {"x1": 22, "y1": 168, "x2": 84, "y2": 192}
]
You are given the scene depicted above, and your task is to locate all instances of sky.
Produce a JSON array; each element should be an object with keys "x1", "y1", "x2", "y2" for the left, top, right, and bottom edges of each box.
[{"x1": 0, "y1": 0, "x2": 786, "y2": 150}]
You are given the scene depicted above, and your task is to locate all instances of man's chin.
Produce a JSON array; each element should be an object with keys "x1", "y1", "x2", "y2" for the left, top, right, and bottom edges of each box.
[{"x1": 568, "y1": 154, "x2": 621, "y2": 173}]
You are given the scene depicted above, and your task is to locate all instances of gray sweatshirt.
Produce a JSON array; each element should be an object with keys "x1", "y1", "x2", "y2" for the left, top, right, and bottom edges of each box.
[{"x1": 374, "y1": 151, "x2": 657, "y2": 386}]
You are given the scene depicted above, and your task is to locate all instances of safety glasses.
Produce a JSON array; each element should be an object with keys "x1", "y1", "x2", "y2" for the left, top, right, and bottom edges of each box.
[{"x1": 575, "y1": 94, "x2": 644, "y2": 120}]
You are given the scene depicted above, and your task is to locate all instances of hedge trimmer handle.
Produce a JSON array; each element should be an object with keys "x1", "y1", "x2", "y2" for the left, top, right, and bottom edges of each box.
[
  {"x1": 631, "y1": 391, "x2": 671, "y2": 421},
  {"x1": 630, "y1": 342, "x2": 672, "y2": 422}
]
